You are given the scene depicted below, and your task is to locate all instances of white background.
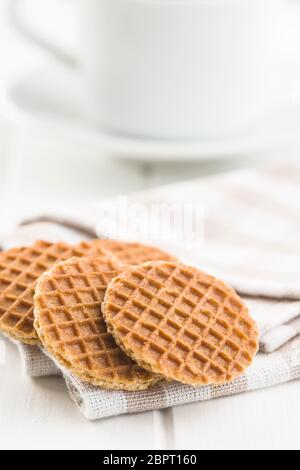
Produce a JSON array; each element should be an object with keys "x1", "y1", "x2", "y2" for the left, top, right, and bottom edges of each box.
[{"x1": 0, "y1": 0, "x2": 300, "y2": 450}]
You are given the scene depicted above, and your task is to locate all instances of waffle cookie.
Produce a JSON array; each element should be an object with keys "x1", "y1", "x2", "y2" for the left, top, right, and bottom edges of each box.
[
  {"x1": 0, "y1": 240, "x2": 109, "y2": 344},
  {"x1": 103, "y1": 261, "x2": 259, "y2": 386},
  {"x1": 92, "y1": 239, "x2": 176, "y2": 266},
  {"x1": 34, "y1": 256, "x2": 159, "y2": 390}
]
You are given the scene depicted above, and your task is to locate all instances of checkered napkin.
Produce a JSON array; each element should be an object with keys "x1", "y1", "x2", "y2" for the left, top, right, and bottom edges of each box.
[{"x1": 2, "y1": 160, "x2": 300, "y2": 420}]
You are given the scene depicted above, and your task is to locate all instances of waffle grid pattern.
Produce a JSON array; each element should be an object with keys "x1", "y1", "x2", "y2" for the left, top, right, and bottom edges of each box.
[
  {"x1": 34, "y1": 256, "x2": 157, "y2": 390},
  {"x1": 103, "y1": 262, "x2": 259, "y2": 385},
  {"x1": 95, "y1": 240, "x2": 176, "y2": 266},
  {"x1": 0, "y1": 240, "x2": 108, "y2": 343}
]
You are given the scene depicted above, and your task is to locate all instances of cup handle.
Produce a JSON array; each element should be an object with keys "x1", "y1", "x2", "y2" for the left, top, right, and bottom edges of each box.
[{"x1": 8, "y1": 0, "x2": 78, "y2": 69}]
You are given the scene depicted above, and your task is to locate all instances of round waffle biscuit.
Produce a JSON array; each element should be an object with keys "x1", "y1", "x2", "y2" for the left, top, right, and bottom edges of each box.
[
  {"x1": 90, "y1": 239, "x2": 176, "y2": 266},
  {"x1": 0, "y1": 240, "x2": 110, "y2": 344},
  {"x1": 34, "y1": 256, "x2": 159, "y2": 391},
  {"x1": 103, "y1": 261, "x2": 259, "y2": 386}
]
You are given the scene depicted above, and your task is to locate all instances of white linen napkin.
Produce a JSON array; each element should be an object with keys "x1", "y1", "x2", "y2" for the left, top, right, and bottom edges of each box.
[{"x1": 16, "y1": 338, "x2": 300, "y2": 420}]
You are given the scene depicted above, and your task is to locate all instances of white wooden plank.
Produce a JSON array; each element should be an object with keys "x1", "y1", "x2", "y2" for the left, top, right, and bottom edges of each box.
[
  {"x1": 153, "y1": 409, "x2": 175, "y2": 450},
  {"x1": 172, "y1": 381, "x2": 300, "y2": 450},
  {"x1": 0, "y1": 337, "x2": 156, "y2": 450}
]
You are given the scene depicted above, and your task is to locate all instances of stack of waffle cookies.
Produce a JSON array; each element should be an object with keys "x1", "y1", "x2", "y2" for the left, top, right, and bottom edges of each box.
[{"x1": 0, "y1": 239, "x2": 259, "y2": 391}]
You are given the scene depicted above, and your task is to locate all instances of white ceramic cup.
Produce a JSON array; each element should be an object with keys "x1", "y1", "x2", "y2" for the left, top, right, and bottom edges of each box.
[{"x1": 10, "y1": 0, "x2": 284, "y2": 140}]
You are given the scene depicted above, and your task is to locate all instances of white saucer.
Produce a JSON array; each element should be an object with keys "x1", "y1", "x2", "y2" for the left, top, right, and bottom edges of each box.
[{"x1": 6, "y1": 62, "x2": 300, "y2": 162}]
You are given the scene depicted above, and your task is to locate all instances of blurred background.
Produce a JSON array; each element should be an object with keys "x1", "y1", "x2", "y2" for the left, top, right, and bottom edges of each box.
[{"x1": 1, "y1": 0, "x2": 300, "y2": 230}]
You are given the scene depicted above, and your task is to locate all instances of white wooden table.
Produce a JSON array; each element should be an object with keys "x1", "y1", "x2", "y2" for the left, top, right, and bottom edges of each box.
[{"x1": 1, "y1": 1, "x2": 300, "y2": 450}]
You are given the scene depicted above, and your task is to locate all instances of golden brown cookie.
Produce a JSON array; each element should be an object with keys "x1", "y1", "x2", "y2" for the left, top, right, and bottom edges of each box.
[
  {"x1": 103, "y1": 261, "x2": 259, "y2": 386},
  {"x1": 34, "y1": 256, "x2": 159, "y2": 391},
  {"x1": 0, "y1": 240, "x2": 109, "y2": 344},
  {"x1": 91, "y1": 239, "x2": 176, "y2": 266}
]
